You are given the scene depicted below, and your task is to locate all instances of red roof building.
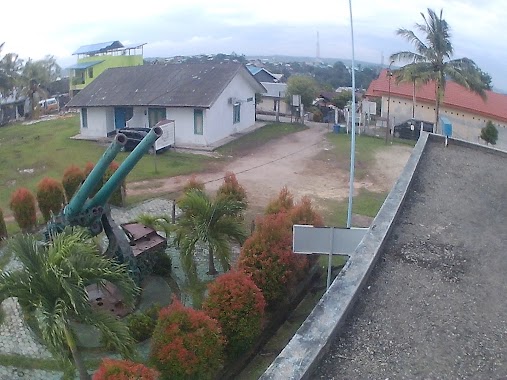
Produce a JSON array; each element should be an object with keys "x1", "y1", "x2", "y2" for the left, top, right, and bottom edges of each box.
[{"x1": 365, "y1": 69, "x2": 507, "y2": 146}]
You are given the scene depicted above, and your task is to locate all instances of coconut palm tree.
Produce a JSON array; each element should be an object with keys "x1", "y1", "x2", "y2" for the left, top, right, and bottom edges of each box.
[
  {"x1": 393, "y1": 64, "x2": 432, "y2": 119},
  {"x1": 0, "y1": 228, "x2": 139, "y2": 380},
  {"x1": 390, "y1": 8, "x2": 489, "y2": 133},
  {"x1": 174, "y1": 189, "x2": 247, "y2": 276}
]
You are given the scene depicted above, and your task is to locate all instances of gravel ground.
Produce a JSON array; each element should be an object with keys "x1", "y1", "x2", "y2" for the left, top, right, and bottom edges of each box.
[{"x1": 315, "y1": 139, "x2": 507, "y2": 379}]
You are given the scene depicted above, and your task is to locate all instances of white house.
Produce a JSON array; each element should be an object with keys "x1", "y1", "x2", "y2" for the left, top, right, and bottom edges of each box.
[{"x1": 67, "y1": 62, "x2": 266, "y2": 148}]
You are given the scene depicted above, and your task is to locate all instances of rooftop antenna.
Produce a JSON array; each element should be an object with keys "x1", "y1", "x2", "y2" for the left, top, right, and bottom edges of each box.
[{"x1": 316, "y1": 31, "x2": 321, "y2": 61}]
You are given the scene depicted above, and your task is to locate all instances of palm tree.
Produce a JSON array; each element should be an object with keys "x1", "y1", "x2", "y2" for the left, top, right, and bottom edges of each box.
[
  {"x1": 174, "y1": 189, "x2": 247, "y2": 276},
  {"x1": 393, "y1": 64, "x2": 431, "y2": 119},
  {"x1": 0, "y1": 228, "x2": 139, "y2": 380},
  {"x1": 390, "y1": 8, "x2": 489, "y2": 133}
]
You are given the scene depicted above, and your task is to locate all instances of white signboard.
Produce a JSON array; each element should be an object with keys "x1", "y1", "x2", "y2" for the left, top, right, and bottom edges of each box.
[
  {"x1": 292, "y1": 94, "x2": 301, "y2": 106},
  {"x1": 293, "y1": 225, "x2": 368, "y2": 255},
  {"x1": 154, "y1": 120, "x2": 175, "y2": 151}
]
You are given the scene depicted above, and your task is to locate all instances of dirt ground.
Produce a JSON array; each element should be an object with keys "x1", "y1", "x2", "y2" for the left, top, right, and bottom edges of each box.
[{"x1": 128, "y1": 123, "x2": 412, "y2": 216}]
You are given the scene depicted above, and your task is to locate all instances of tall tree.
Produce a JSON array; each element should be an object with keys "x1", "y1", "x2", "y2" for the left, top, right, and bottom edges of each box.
[
  {"x1": 393, "y1": 64, "x2": 432, "y2": 119},
  {"x1": 285, "y1": 75, "x2": 318, "y2": 109},
  {"x1": 174, "y1": 189, "x2": 247, "y2": 276},
  {"x1": 390, "y1": 8, "x2": 490, "y2": 133},
  {"x1": 0, "y1": 228, "x2": 139, "y2": 380}
]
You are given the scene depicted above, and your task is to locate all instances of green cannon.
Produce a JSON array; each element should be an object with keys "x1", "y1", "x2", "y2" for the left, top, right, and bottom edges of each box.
[{"x1": 46, "y1": 126, "x2": 163, "y2": 281}]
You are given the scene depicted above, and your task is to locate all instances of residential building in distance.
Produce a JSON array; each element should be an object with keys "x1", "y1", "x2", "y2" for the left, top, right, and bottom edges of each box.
[{"x1": 68, "y1": 41, "x2": 145, "y2": 97}]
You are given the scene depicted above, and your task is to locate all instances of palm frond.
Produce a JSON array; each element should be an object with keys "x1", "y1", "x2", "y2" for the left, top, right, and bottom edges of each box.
[
  {"x1": 445, "y1": 60, "x2": 488, "y2": 100},
  {"x1": 394, "y1": 28, "x2": 429, "y2": 57}
]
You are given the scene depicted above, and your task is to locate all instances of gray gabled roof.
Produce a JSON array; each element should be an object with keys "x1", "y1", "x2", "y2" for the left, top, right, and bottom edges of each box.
[{"x1": 67, "y1": 62, "x2": 265, "y2": 108}]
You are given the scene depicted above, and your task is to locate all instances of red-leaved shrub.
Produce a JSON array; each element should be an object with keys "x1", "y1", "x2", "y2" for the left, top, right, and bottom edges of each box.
[
  {"x1": 264, "y1": 186, "x2": 294, "y2": 215},
  {"x1": 182, "y1": 175, "x2": 205, "y2": 194},
  {"x1": 92, "y1": 358, "x2": 159, "y2": 380},
  {"x1": 0, "y1": 208, "x2": 7, "y2": 240},
  {"x1": 239, "y1": 189, "x2": 324, "y2": 308},
  {"x1": 36, "y1": 177, "x2": 65, "y2": 221},
  {"x1": 9, "y1": 187, "x2": 37, "y2": 232},
  {"x1": 149, "y1": 297, "x2": 225, "y2": 380},
  {"x1": 103, "y1": 161, "x2": 125, "y2": 207},
  {"x1": 203, "y1": 271, "x2": 266, "y2": 357},
  {"x1": 216, "y1": 172, "x2": 247, "y2": 205},
  {"x1": 62, "y1": 165, "x2": 85, "y2": 201}
]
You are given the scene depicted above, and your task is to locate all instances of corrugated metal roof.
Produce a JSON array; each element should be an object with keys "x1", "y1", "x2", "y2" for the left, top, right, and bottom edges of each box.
[
  {"x1": 261, "y1": 82, "x2": 287, "y2": 97},
  {"x1": 366, "y1": 69, "x2": 507, "y2": 123},
  {"x1": 247, "y1": 66, "x2": 262, "y2": 75},
  {"x1": 67, "y1": 62, "x2": 265, "y2": 108},
  {"x1": 73, "y1": 41, "x2": 123, "y2": 55},
  {"x1": 122, "y1": 43, "x2": 146, "y2": 50},
  {"x1": 66, "y1": 60, "x2": 104, "y2": 70}
]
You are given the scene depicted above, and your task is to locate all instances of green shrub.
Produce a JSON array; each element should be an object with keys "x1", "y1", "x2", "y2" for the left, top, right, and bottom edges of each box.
[
  {"x1": 0, "y1": 208, "x2": 7, "y2": 240},
  {"x1": 93, "y1": 358, "x2": 160, "y2": 380},
  {"x1": 9, "y1": 188, "x2": 37, "y2": 232},
  {"x1": 480, "y1": 120, "x2": 498, "y2": 145},
  {"x1": 151, "y1": 251, "x2": 172, "y2": 276},
  {"x1": 62, "y1": 165, "x2": 85, "y2": 201},
  {"x1": 203, "y1": 271, "x2": 266, "y2": 357},
  {"x1": 36, "y1": 177, "x2": 65, "y2": 221},
  {"x1": 149, "y1": 297, "x2": 225, "y2": 380},
  {"x1": 127, "y1": 312, "x2": 156, "y2": 342}
]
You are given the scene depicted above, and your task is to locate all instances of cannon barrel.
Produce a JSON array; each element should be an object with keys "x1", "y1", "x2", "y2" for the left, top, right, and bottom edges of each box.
[
  {"x1": 64, "y1": 133, "x2": 127, "y2": 218},
  {"x1": 88, "y1": 126, "x2": 163, "y2": 208}
]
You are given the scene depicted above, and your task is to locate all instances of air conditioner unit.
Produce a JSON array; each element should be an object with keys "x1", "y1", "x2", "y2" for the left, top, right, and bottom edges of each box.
[{"x1": 228, "y1": 97, "x2": 235, "y2": 105}]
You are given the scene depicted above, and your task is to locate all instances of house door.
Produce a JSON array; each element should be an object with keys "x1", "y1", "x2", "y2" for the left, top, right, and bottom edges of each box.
[{"x1": 114, "y1": 107, "x2": 133, "y2": 129}]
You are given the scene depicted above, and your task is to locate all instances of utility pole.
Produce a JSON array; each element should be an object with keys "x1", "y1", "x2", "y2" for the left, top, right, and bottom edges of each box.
[{"x1": 385, "y1": 60, "x2": 394, "y2": 144}]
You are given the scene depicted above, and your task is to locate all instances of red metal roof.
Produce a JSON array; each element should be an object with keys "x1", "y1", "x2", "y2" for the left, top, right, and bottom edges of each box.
[{"x1": 366, "y1": 69, "x2": 507, "y2": 123}]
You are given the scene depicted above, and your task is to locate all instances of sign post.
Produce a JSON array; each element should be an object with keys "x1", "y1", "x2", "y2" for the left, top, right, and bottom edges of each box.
[{"x1": 293, "y1": 225, "x2": 368, "y2": 289}]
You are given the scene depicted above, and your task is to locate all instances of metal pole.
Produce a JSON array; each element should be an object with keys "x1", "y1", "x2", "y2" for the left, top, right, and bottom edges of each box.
[
  {"x1": 385, "y1": 61, "x2": 394, "y2": 144},
  {"x1": 326, "y1": 227, "x2": 334, "y2": 289},
  {"x1": 346, "y1": 0, "x2": 356, "y2": 229}
]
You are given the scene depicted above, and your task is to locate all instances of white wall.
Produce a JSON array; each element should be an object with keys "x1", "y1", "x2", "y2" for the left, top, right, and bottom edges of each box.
[
  {"x1": 205, "y1": 72, "x2": 257, "y2": 143},
  {"x1": 78, "y1": 71, "x2": 259, "y2": 147},
  {"x1": 79, "y1": 107, "x2": 113, "y2": 137},
  {"x1": 381, "y1": 95, "x2": 507, "y2": 149}
]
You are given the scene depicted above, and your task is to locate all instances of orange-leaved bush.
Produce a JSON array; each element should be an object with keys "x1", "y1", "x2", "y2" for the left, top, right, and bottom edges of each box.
[
  {"x1": 0, "y1": 208, "x2": 7, "y2": 240},
  {"x1": 216, "y1": 171, "x2": 247, "y2": 205},
  {"x1": 62, "y1": 164, "x2": 85, "y2": 201},
  {"x1": 182, "y1": 175, "x2": 205, "y2": 194},
  {"x1": 36, "y1": 177, "x2": 65, "y2": 221},
  {"x1": 92, "y1": 358, "x2": 160, "y2": 380},
  {"x1": 239, "y1": 189, "x2": 324, "y2": 308},
  {"x1": 203, "y1": 271, "x2": 265, "y2": 357},
  {"x1": 149, "y1": 297, "x2": 225, "y2": 380},
  {"x1": 103, "y1": 161, "x2": 125, "y2": 207},
  {"x1": 9, "y1": 187, "x2": 37, "y2": 232},
  {"x1": 264, "y1": 186, "x2": 294, "y2": 215},
  {"x1": 238, "y1": 211, "x2": 304, "y2": 307}
]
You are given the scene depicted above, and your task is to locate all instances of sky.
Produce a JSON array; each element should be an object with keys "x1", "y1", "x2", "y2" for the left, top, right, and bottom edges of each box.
[{"x1": 2, "y1": 0, "x2": 507, "y2": 89}]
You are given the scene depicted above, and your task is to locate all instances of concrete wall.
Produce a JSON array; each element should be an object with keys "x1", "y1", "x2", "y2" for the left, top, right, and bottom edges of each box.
[
  {"x1": 79, "y1": 107, "x2": 114, "y2": 137},
  {"x1": 381, "y1": 95, "x2": 507, "y2": 148},
  {"x1": 257, "y1": 97, "x2": 290, "y2": 115}
]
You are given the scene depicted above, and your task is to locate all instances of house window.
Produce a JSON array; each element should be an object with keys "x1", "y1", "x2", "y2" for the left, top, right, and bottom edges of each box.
[
  {"x1": 88, "y1": 67, "x2": 94, "y2": 79},
  {"x1": 81, "y1": 108, "x2": 88, "y2": 128},
  {"x1": 247, "y1": 97, "x2": 253, "y2": 102},
  {"x1": 233, "y1": 103, "x2": 241, "y2": 124},
  {"x1": 148, "y1": 108, "x2": 166, "y2": 127},
  {"x1": 194, "y1": 109, "x2": 203, "y2": 135}
]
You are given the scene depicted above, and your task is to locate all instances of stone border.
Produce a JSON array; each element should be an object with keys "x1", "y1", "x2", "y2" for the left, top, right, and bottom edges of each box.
[{"x1": 259, "y1": 133, "x2": 430, "y2": 379}]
